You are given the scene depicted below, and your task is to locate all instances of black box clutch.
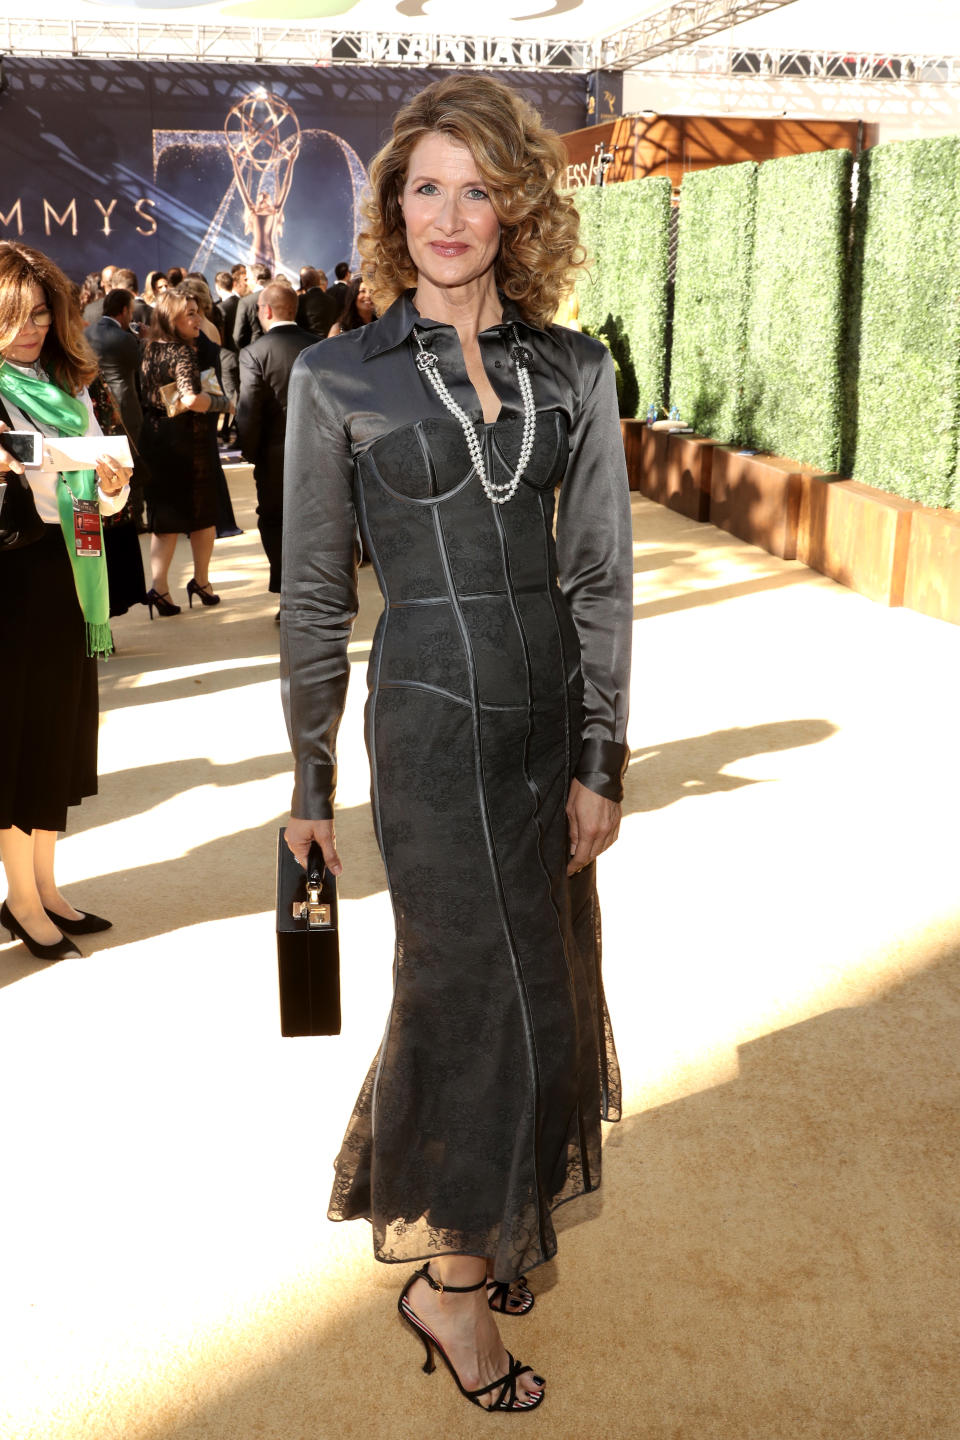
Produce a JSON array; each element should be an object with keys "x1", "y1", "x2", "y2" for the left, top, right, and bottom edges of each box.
[{"x1": 276, "y1": 828, "x2": 341, "y2": 1037}]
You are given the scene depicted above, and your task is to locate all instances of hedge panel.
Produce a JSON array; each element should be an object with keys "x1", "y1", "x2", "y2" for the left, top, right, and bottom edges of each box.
[
  {"x1": 743, "y1": 149, "x2": 852, "y2": 472},
  {"x1": 843, "y1": 136, "x2": 960, "y2": 509},
  {"x1": 592, "y1": 177, "x2": 672, "y2": 419},
  {"x1": 572, "y1": 184, "x2": 606, "y2": 335},
  {"x1": 670, "y1": 161, "x2": 758, "y2": 442}
]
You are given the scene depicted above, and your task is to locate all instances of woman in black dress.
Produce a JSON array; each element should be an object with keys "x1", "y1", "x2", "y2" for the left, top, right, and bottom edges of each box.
[
  {"x1": 138, "y1": 288, "x2": 232, "y2": 616},
  {"x1": 281, "y1": 76, "x2": 632, "y2": 1413},
  {"x1": 326, "y1": 276, "x2": 377, "y2": 337},
  {"x1": 0, "y1": 241, "x2": 131, "y2": 961}
]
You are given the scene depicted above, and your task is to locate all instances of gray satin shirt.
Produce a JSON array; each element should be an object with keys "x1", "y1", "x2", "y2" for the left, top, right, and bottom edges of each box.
[{"x1": 280, "y1": 291, "x2": 633, "y2": 819}]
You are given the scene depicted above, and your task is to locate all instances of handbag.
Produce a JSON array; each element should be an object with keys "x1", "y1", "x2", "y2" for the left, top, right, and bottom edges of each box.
[
  {"x1": 0, "y1": 468, "x2": 45, "y2": 552},
  {"x1": 276, "y1": 827, "x2": 341, "y2": 1037}
]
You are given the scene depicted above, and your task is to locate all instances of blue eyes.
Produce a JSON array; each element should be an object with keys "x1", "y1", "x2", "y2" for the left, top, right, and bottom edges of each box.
[{"x1": 415, "y1": 183, "x2": 489, "y2": 201}]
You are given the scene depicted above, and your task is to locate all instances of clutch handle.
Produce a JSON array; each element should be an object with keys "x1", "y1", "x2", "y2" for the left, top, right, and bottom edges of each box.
[{"x1": 292, "y1": 841, "x2": 333, "y2": 929}]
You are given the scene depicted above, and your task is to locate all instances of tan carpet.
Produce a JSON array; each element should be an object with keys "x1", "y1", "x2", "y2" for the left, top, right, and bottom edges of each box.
[{"x1": 1, "y1": 472, "x2": 958, "y2": 1440}]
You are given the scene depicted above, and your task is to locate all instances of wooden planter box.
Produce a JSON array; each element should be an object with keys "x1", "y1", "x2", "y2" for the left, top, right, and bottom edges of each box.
[
  {"x1": 621, "y1": 420, "x2": 668, "y2": 498},
  {"x1": 664, "y1": 433, "x2": 715, "y2": 522},
  {"x1": 620, "y1": 422, "x2": 714, "y2": 521},
  {"x1": 903, "y1": 506, "x2": 960, "y2": 624},
  {"x1": 799, "y1": 478, "x2": 917, "y2": 607},
  {"x1": 630, "y1": 424, "x2": 960, "y2": 626},
  {"x1": 709, "y1": 449, "x2": 804, "y2": 560}
]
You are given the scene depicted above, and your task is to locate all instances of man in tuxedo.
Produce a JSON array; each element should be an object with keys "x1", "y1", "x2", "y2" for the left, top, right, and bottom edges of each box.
[
  {"x1": 233, "y1": 262, "x2": 271, "y2": 350},
  {"x1": 82, "y1": 262, "x2": 116, "y2": 327},
  {"x1": 325, "y1": 260, "x2": 351, "y2": 319},
  {"x1": 236, "y1": 282, "x2": 319, "y2": 600},
  {"x1": 213, "y1": 271, "x2": 240, "y2": 437},
  {"x1": 296, "y1": 266, "x2": 338, "y2": 338},
  {"x1": 214, "y1": 270, "x2": 239, "y2": 347},
  {"x1": 112, "y1": 269, "x2": 148, "y2": 331},
  {"x1": 85, "y1": 287, "x2": 142, "y2": 445}
]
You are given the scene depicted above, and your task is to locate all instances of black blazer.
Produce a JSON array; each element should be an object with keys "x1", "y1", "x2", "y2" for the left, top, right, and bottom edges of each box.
[
  {"x1": 236, "y1": 323, "x2": 319, "y2": 484},
  {"x1": 233, "y1": 289, "x2": 263, "y2": 350},
  {"x1": 132, "y1": 297, "x2": 153, "y2": 332},
  {"x1": 296, "y1": 287, "x2": 339, "y2": 339},
  {"x1": 216, "y1": 293, "x2": 240, "y2": 352},
  {"x1": 84, "y1": 316, "x2": 143, "y2": 443}
]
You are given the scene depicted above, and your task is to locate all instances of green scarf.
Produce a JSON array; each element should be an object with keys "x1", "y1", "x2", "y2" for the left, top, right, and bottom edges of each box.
[{"x1": 0, "y1": 363, "x2": 112, "y2": 658}]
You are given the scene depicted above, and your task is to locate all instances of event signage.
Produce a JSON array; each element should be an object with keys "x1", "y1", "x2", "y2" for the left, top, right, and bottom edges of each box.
[{"x1": 0, "y1": 58, "x2": 585, "y2": 281}]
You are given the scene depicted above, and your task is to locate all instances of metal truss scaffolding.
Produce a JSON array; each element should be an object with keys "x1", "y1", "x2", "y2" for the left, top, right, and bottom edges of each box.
[
  {"x1": 639, "y1": 46, "x2": 960, "y2": 83},
  {"x1": 0, "y1": 20, "x2": 588, "y2": 70},
  {"x1": 601, "y1": 0, "x2": 800, "y2": 70}
]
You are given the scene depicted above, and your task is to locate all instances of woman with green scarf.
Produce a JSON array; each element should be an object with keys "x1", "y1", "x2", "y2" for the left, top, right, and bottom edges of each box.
[{"x1": 0, "y1": 241, "x2": 131, "y2": 963}]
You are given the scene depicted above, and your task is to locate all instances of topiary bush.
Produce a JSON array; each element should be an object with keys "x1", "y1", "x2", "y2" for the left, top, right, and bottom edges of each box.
[
  {"x1": 843, "y1": 136, "x2": 960, "y2": 509},
  {"x1": 742, "y1": 149, "x2": 853, "y2": 472},
  {"x1": 670, "y1": 161, "x2": 758, "y2": 442}
]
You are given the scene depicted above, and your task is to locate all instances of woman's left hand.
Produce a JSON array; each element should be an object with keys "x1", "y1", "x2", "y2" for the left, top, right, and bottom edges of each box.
[
  {"x1": 565, "y1": 778, "x2": 622, "y2": 876},
  {"x1": 95, "y1": 455, "x2": 132, "y2": 497}
]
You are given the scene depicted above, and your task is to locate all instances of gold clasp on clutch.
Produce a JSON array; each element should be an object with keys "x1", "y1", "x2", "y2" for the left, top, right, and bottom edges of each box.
[{"x1": 292, "y1": 877, "x2": 331, "y2": 928}]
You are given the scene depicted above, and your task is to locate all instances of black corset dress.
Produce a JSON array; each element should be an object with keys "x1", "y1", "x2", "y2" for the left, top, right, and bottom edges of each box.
[{"x1": 280, "y1": 293, "x2": 633, "y2": 1282}]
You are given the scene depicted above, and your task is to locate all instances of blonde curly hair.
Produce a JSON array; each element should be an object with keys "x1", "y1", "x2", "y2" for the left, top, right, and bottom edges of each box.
[{"x1": 359, "y1": 75, "x2": 584, "y2": 329}]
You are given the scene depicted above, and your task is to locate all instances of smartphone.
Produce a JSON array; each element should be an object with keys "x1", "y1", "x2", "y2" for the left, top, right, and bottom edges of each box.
[{"x1": 0, "y1": 430, "x2": 42, "y2": 468}]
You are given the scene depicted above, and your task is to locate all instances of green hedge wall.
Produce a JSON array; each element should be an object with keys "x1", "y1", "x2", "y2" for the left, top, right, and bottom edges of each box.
[
  {"x1": 572, "y1": 178, "x2": 671, "y2": 417},
  {"x1": 572, "y1": 184, "x2": 606, "y2": 335},
  {"x1": 843, "y1": 136, "x2": 960, "y2": 509},
  {"x1": 743, "y1": 149, "x2": 852, "y2": 472},
  {"x1": 670, "y1": 161, "x2": 757, "y2": 442},
  {"x1": 594, "y1": 177, "x2": 672, "y2": 419}
]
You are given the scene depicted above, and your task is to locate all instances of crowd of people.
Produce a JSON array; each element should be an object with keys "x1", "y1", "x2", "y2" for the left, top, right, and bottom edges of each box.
[{"x1": 69, "y1": 256, "x2": 370, "y2": 620}]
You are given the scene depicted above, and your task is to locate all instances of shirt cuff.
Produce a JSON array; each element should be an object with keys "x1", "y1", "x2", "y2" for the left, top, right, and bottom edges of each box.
[
  {"x1": 574, "y1": 738, "x2": 630, "y2": 803},
  {"x1": 292, "y1": 761, "x2": 337, "y2": 820}
]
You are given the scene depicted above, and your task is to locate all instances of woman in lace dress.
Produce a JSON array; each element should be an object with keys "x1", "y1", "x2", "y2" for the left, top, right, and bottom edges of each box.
[
  {"x1": 281, "y1": 76, "x2": 632, "y2": 1414},
  {"x1": 138, "y1": 288, "x2": 232, "y2": 616}
]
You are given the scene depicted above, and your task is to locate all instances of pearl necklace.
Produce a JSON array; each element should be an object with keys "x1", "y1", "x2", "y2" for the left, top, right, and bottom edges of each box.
[{"x1": 414, "y1": 325, "x2": 537, "y2": 505}]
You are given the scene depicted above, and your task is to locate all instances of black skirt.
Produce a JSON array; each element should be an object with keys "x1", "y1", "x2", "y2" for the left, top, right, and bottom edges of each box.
[
  {"x1": 104, "y1": 518, "x2": 147, "y2": 618},
  {"x1": 0, "y1": 525, "x2": 99, "y2": 834}
]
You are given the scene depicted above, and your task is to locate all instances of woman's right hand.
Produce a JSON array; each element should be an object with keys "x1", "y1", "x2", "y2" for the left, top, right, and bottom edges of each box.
[
  {"x1": 285, "y1": 816, "x2": 343, "y2": 877},
  {"x1": 0, "y1": 423, "x2": 25, "y2": 476},
  {"x1": 181, "y1": 391, "x2": 212, "y2": 413}
]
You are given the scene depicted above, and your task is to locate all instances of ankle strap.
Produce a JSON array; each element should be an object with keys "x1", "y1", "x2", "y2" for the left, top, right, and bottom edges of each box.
[{"x1": 416, "y1": 1262, "x2": 486, "y2": 1295}]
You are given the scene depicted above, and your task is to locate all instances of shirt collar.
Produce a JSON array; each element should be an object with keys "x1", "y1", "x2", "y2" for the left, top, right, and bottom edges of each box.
[{"x1": 359, "y1": 289, "x2": 556, "y2": 363}]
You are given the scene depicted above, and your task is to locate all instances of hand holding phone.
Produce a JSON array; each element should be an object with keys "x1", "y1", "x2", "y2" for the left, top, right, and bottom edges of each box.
[{"x1": 0, "y1": 425, "x2": 41, "y2": 474}]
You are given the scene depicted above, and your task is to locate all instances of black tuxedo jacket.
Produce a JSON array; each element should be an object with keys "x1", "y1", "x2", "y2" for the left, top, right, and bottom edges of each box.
[
  {"x1": 85, "y1": 315, "x2": 143, "y2": 442},
  {"x1": 233, "y1": 289, "x2": 264, "y2": 350},
  {"x1": 296, "y1": 287, "x2": 339, "y2": 339},
  {"x1": 216, "y1": 293, "x2": 240, "y2": 351},
  {"x1": 236, "y1": 323, "x2": 320, "y2": 484}
]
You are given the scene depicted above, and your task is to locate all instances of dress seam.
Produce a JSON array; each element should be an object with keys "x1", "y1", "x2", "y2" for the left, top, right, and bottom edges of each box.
[
  {"x1": 494, "y1": 490, "x2": 590, "y2": 1197},
  {"x1": 355, "y1": 469, "x2": 398, "y2": 1157},
  {"x1": 433, "y1": 497, "x2": 549, "y2": 1265}
]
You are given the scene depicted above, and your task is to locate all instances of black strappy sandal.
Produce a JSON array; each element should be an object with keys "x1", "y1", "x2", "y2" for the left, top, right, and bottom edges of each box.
[
  {"x1": 398, "y1": 1263, "x2": 545, "y2": 1413},
  {"x1": 486, "y1": 1276, "x2": 535, "y2": 1316}
]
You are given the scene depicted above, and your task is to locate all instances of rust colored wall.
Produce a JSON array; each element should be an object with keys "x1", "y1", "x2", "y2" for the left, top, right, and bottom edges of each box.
[{"x1": 560, "y1": 114, "x2": 875, "y2": 191}]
